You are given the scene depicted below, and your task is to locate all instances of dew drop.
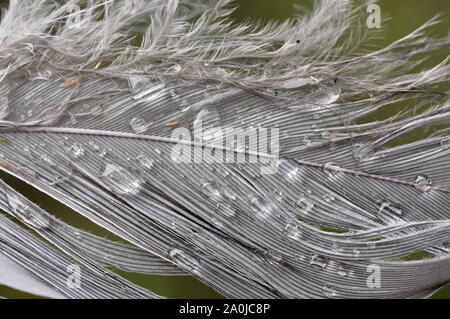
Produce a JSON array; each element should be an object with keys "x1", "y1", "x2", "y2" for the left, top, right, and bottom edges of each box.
[
  {"x1": 309, "y1": 254, "x2": 328, "y2": 269},
  {"x1": 130, "y1": 117, "x2": 151, "y2": 133},
  {"x1": 337, "y1": 264, "x2": 350, "y2": 277},
  {"x1": 377, "y1": 200, "x2": 403, "y2": 217},
  {"x1": 283, "y1": 222, "x2": 301, "y2": 240},
  {"x1": 222, "y1": 187, "x2": 237, "y2": 201},
  {"x1": 136, "y1": 153, "x2": 154, "y2": 169},
  {"x1": 249, "y1": 196, "x2": 276, "y2": 220},
  {"x1": 6, "y1": 193, "x2": 50, "y2": 229},
  {"x1": 271, "y1": 189, "x2": 283, "y2": 202},
  {"x1": 169, "y1": 249, "x2": 200, "y2": 274},
  {"x1": 322, "y1": 285, "x2": 337, "y2": 297},
  {"x1": 323, "y1": 162, "x2": 340, "y2": 177},
  {"x1": 286, "y1": 167, "x2": 299, "y2": 179},
  {"x1": 68, "y1": 143, "x2": 84, "y2": 158},
  {"x1": 323, "y1": 193, "x2": 335, "y2": 203},
  {"x1": 414, "y1": 175, "x2": 432, "y2": 192},
  {"x1": 354, "y1": 143, "x2": 373, "y2": 162},
  {"x1": 297, "y1": 196, "x2": 315, "y2": 214},
  {"x1": 217, "y1": 202, "x2": 236, "y2": 218},
  {"x1": 100, "y1": 163, "x2": 144, "y2": 195},
  {"x1": 202, "y1": 182, "x2": 222, "y2": 201}
]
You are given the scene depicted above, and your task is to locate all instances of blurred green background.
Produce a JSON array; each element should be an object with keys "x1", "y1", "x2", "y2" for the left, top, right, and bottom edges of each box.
[{"x1": 0, "y1": 0, "x2": 449, "y2": 299}]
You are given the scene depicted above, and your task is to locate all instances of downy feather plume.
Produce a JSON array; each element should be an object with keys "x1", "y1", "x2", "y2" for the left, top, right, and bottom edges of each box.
[{"x1": 0, "y1": 0, "x2": 449, "y2": 298}]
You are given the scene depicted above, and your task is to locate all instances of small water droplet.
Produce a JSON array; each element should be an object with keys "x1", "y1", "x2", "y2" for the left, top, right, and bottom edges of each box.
[
  {"x1": 100, "y1": 163, "x2": 144, "y2": 195},
  {"x1": 297, "y1": 196, "x2": 315, "y2": 214},
  {"x1": 310, "y1": 254, "x2": 328, "y2": 269},
  {"x1": 169, "y1": 248, "x2": 200, "y2": 274},
  {"x1": 337, "y1": 264, "x2": 350, "y2": 277},
  {"x1": 323, "y1": 162, "x2": 340, "y2": 177},
  {"x1": 283, "y1": 222, "x2": 301, "y2": 240},
  {"x1": 286, "y1": 167, "x2": 299, "y2": 179},
  {"x1": 6, "y1": 193, "x2": 50, "y2": 229},
  {"x1": 130, "y1": 117, "x2": 151, "y2": 133},
  {"x1": 136, "y1": 153, "x2": 154, "y2": 169},
  {"x1": 271, "y1": 189, "x2": 283, "y2": 202},
  {"x1": 323, "y1": 193, "x2": 335, "y2": 202},
  {"x1": 414, "y1": 175, "x2": 432, "y2": 192},
  {"x1": 217, "y1": 202, "x2": 236, "y2": 218},
  {"x1": 68, "y1": 143, "x2": 84, "y2": 158},
  {"x1": 249, "y1": 196, "x2": 276, "y2": 220},
  {"x1": 354, "y1": 143, "x2": 374, "y2": 162},
  {"x1": 222, "y1": 187, "x2": 237, "y2": 201},
  {"x1": 322, "y1": 285, "x2": 337, "y2": 297}
]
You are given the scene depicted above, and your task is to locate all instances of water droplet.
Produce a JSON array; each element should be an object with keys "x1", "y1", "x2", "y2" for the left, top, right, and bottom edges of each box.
[
  {"x1": 323, "y1": 193, "x2": 335, "y2": 202},
  {"x1": 136, "y1": 153, "x2": 154, "y2": 169},
  {"x1": 193, "y1": 107, "x2": 222, "y2": 142},
  {"x1": 323, "y1": 162, "x2": 340, "y2": 177},
  {"x1": 414, "y1": 175, "x2": 432, "y2": 192},
  {"x1": 276, "y1": 77, "x2": 315, "y2": 89},
  {"x1": 222, "y1": 187, "x2": 237, "y2": 201},
  {"x1": 354, "y1": 143, "x2": 374, "y2": 162},
  {"x1": 130, "y1": 117, "x2": 151, "y2": 133},
  {"x1": 297, "y1": 196, "x2": 315, "y2": 214},
  {"x1": 283, "y1": 222, "x2": 301, "y2": 240},
  {"x1": 322, "y1": 285, "x2": 337, "y2": 297},
  {"x1": 310, "y1": 254, "x2": 328, "y2": 269},
  {"x1": 6, "y1": 193, "x2": 50, "y2": 229},
  {"x1": 271, "y1": 189, "x2": 283, "y2": 202},
  {"x1": 68, "y1": 143, "x2": 84, "y2": 158},
  {"x1": 303, "y1": 137, "x2": 312, "y2": 146},
  {"x1": 169, "y1": 248, "x2": 200, "y2": 274},
  {"x1": 100, "y1": 163, "x2": 144, "y2": 195},
  {"x1": 286, "y1": 167, "x2": 299, "y2": 179},
  {"x1": 249, "y1": 196, "x2": 276, "y2": 220},
  {"x1": 202, "y1": 182, "x2": 222, "y2": 201},
  {"x1": 217, "y1": 203, "x2": 236, "y2": 218},
  {"x1": 337, "y1": 264, "x2": 350, "y2": 277},
  {"x1": 377, "y1": 200, "x2": 402, "y2": 216}
]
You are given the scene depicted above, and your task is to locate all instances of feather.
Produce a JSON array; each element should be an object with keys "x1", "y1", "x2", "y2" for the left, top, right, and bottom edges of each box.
[{"x1": 0, "y1": 0, "x2": 449, "y2": 298}]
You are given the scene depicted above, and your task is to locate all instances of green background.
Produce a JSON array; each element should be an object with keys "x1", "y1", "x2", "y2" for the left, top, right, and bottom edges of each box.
[{"x1": 0, "y1": 0, "x2": 449, "y2": 299}]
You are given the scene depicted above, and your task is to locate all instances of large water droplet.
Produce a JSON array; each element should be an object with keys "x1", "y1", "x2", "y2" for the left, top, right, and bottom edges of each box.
[
  {"x1": 309, "y1": 254, "x2": 328, "y2": 269},
  {"x1": 414, "y1": 175, "x2": 432, "y2": 192},
  {"x1": 169, "y1": 248, "x2": 200, "y2": 274},
  {"x1": 283, "y1": 222, "x2": 301, "y2": 240},
  {"x1": 130, "y1": 117, "x2": 151, "y2": 133},
  {"x1": 100, "y1": 163, "x2": 144, "y2": 195},
  {"x1": 222, "y1": 187, "x2": 237, "y2": 201},
  {"x1": 354, "y1": 143, "x2": 373, "y2": 162},
  {"x1": 6, "y1": 193, "x2": 50, "y2": 229},
  {"x1": 202, "y1": 181, "x2": 223, "y2": 201}
]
